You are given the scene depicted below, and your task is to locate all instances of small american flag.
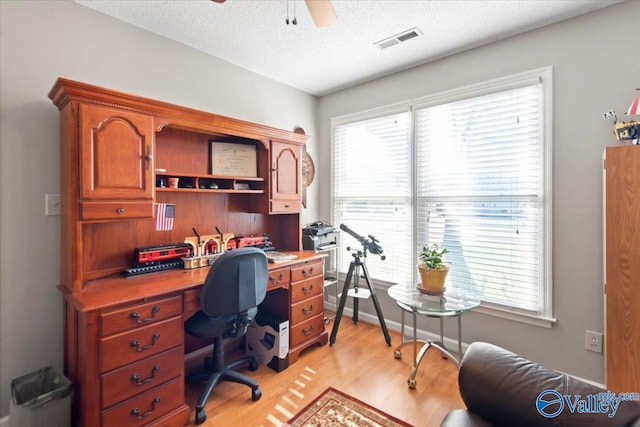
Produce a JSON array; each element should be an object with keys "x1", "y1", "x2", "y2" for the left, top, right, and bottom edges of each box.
[{"x1": 155, "y1": 203, "x2": 175, "y2": 231}]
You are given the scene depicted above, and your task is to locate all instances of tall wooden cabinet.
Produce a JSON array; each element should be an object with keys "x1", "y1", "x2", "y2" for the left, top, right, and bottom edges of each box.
[
  {"x1": 48, "y1": 78, "x2": 327, "y2": 427},
  {"x1": 604, "y1": 145, "x2": 640, "y2": 393}
]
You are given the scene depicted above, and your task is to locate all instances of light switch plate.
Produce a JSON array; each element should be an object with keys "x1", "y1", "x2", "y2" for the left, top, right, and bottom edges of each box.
[{"x1": 46, "y1": 194, "x2": 61, "y2": 216}]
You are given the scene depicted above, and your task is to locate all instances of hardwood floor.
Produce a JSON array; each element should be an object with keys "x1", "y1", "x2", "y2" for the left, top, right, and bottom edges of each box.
[{"x1": 185, "y1": 318, "x2": 465, "y2": 426}]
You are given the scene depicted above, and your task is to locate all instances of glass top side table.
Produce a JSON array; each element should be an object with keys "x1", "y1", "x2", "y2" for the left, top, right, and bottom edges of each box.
[{"x1": 387, "y1": 284, "x2": 480, "y2": 389}]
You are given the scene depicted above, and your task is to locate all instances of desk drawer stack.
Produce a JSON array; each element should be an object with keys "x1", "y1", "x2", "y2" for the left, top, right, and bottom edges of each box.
[
  {"x1": 99, "y1": 296, "x2": 187, "y2": 426},
  {"x1": 289, "y1": 259, "x2": 327, "y2": 363}
]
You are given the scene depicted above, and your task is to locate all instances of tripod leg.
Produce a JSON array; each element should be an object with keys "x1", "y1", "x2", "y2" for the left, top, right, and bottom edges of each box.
[
  {"x1": 330, "y1": 261, "x2": 355, "y2": 345},
  {"x1": 361, "y1": 263, "x2": 392, "y2": 346},
  {"x1": 352, "y1": 268, "x2": 360, "y2": 323}
]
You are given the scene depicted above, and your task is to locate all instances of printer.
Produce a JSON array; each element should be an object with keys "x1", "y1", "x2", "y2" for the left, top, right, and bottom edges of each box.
[{"x1": 302, "y1": 221, "x2": 339, "y2": 251}]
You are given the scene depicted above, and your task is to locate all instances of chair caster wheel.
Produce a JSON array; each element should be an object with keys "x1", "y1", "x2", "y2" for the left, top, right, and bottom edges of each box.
[
  {"x1": 249, "y1": 359, "x2": 259, "y2": 371},
  {"x1": 252, "y1": 387, "x2": 262, "y2": 401},
  {"x1": 195, "y1": 409, "x2": 207, "y2": 425},
  {"x1": 408, "y1": 378, "x2": 416, "y2": 389},
  {"x1": 394, "y1": 349, "x2": 402, "y2": 359}
]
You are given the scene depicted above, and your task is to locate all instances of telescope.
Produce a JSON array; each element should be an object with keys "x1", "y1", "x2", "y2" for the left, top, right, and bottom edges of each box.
[
  {"x1": 339, "y1": 224, "x2": 384, "y2": 257},
  {"x1": 331, "y1": 223, "x2": 391, "y2": 346}
]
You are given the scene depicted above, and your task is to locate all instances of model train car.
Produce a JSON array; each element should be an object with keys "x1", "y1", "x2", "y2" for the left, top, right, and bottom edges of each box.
[{"x1": 134, "y1": 243, "x2": 193, "y2": 267}]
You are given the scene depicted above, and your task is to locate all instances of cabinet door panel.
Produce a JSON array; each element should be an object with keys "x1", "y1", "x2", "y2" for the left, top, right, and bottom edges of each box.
[
  {"x1": 605, "y1": 146, "x2": 640, "y2": 393},
  {"x1": 80, "y1": 104, "x2": 153, "y2": 200},
  {"x1": 271, "y1": 141, "x2": 301, "y2": 203}
]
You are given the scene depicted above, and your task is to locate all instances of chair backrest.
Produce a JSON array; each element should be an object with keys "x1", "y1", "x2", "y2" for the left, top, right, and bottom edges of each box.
[{"x1": 199, "y1": 247, "x2": 268, "y2": 318}]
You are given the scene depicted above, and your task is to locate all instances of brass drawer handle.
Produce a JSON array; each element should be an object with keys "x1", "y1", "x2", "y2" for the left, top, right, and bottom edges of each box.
[
  {"x1": 130, "y1": 365, "x2": 160, "y2": 386},
  {"x1": 130, "y1": 333, "x2": 160, "y2": 352},
  {"x1": 302, "y1": 304, "x2": 314, "y2": 315},
  {"x1": 116, "y1": 207, "x2": 125, "y2": 214},
  {"x1": 130, "y1": 397, "x2": 160, "y2": 420},
  {"x1": 301, "y1": 284, "x2": 314, "y2": 294},
  {"x1": 301, "y1": 267, "x2": 315, "y2": 278},
  {"x1": 302, "y1": 324, "x2": 314, "y2": 336},
  {"x1": 269, "y1": 272, "x2": 285, "y2": 284},
  {"x1": 129, "y1": 306, "x2": 160, "y2": 323}
]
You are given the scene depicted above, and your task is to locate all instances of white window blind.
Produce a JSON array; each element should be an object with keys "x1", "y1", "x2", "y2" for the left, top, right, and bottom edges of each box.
[
  {"x1": 333, "y1": 111, "x2": 412, "y2": 283},
  {"x1": 415, "y1": 83, "x2": 547, "y2": 315},
  {"x1": 331, "y1": 68, "x2": 552, "y2": 324}
]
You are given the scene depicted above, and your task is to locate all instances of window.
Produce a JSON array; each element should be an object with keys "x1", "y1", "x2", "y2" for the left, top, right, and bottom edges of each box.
[
  {"x1": 332, "y1": 68, "x2": 553, "y2": 326},
  {"x1": 333, "y1": 109, "x2": 413, "y2": 284}
]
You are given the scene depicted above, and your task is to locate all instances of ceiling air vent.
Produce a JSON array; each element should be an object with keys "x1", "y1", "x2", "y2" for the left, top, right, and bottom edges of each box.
[{"x1": 374, "y1": 27, "x2": 423, "y2": 50}]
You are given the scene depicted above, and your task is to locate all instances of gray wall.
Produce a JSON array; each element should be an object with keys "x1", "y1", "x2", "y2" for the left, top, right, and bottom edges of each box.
[
  {"x1": 0, "y1": 0, "x2": 319, "y2": 418},
  {"x1": 317, "y1": 0, "x2": 639, "y2": 384}
]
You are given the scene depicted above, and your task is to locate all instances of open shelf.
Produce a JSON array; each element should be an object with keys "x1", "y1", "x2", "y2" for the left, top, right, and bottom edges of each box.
[{"x1": 156, "y1": 173, "x2": 265, "y2": 194}]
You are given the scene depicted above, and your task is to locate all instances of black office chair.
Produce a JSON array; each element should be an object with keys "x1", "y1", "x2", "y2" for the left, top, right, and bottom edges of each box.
[{"x1": 185, "y1": 247, "x2": 268, "y2": 425}]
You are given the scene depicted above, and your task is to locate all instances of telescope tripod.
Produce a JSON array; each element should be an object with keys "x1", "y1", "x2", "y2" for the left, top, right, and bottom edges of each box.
[{"x1": 329, "y1": 249, "x2": 391, "y2": 346}]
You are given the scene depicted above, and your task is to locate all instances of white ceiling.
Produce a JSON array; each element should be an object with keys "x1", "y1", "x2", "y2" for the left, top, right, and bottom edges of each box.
[{"x1": 74, "y1": 0, "x2": 624, "y2": 96}]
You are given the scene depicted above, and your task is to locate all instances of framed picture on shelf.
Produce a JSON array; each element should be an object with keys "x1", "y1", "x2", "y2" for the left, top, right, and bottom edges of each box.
[{"x1": 210, "y1": 141, "x2": 257, "y2": 177}]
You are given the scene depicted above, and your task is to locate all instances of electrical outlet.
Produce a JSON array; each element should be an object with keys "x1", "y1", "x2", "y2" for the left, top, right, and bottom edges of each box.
[
  {"x1": 585, "y1": 330, "x2": 603, "y2": 353},
  {"x1": 46, "y1": 194, "x2": 61, "y2": 216}
]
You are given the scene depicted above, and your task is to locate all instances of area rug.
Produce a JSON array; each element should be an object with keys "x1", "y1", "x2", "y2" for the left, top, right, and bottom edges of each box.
[{"x1": 283, "y1": 387, "x2": 413, "y2": 427}]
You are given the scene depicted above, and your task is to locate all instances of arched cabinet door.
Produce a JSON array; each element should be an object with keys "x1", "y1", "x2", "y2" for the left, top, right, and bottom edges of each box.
[
  {"x1": 270, "y1": 140, "x2": 301, "y2": 213},
  {"x1": 79, "y1": 104, "x2": 154, "y2": 220}
]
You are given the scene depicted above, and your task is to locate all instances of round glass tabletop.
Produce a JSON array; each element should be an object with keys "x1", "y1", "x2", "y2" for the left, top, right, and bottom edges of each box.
[{"x1": 387, "y1": 283, "x2": 480, "y2": 315}]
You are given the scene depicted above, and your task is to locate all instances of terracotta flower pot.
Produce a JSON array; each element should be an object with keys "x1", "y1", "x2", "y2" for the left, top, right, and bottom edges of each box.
[{"x1": 417, "y1": 264, "x2": 449, "y2": 295}]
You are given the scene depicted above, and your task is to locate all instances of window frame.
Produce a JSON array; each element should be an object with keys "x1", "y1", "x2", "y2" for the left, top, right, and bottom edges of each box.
[{"x1": 330, "y1": 67, "x2": 555, "y2": 328}]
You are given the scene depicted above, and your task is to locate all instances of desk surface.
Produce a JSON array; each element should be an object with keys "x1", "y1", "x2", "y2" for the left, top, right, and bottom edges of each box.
[
  {"x1": 387, "y1": 284, "x2": 480, "y2": 315},
  {"x1": 62, "y1": 251, "x2": 324, "y2": 312}
]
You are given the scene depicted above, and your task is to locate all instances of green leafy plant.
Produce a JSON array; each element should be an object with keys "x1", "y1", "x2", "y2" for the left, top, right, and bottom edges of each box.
[{"x1": 419, "y1": 243, "x2": 449, "y2": 270}]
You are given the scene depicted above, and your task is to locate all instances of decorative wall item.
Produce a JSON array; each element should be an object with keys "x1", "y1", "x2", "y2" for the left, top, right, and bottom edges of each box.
[{"x1": 295, "y1": 127, "x2": 315, "y2": 208}]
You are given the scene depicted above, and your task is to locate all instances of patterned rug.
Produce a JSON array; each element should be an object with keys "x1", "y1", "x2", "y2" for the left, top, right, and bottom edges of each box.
[{"x1": 284, "y1": 387, "x2": 413, "y2": 427}]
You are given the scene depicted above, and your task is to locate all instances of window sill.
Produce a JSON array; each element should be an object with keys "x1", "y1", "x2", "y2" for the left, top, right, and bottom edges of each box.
[{"x1": 374, "y1": 280, "x2": 556, "y2": 329}]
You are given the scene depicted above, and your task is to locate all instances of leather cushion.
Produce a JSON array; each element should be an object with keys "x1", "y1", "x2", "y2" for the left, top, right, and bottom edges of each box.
[{"x1": 458, "y1": 342, "x2": 640, "y2": 427}]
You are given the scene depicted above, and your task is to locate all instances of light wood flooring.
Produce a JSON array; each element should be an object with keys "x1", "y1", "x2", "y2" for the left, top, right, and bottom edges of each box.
[{"x1": 185, "y1": 317, "x2": 465, "y2": 426}]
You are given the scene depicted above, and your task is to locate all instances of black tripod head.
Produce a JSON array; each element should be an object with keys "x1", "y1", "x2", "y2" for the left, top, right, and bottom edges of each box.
[{"x1": 340, "y1": 224, "x2": 385, "y2": 260}]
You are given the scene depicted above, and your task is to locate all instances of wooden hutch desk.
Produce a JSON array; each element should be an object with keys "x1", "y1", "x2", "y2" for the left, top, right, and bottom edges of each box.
[{"x1": 48, "y1": 79, "x2": 328, "y2": 427}]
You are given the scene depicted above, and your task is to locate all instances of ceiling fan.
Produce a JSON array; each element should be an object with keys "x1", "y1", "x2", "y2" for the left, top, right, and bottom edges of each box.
[{"x1": 211, "y1": 0, "x2": 337, "y2": 27}]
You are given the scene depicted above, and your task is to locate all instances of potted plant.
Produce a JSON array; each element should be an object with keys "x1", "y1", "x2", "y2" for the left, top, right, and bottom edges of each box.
[{"x1": 417, "y1": 243, "x2": 449, "y2": 295}]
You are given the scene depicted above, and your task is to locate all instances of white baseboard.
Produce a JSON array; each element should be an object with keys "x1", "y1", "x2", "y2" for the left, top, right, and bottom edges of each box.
[{"x1": 0, "y1": 415, "x2": 9, "y2": 427}]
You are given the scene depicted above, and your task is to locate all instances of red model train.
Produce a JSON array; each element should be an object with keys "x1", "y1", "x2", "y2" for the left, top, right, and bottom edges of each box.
[{"x1": 134, "y1": 243, "x2": 193, "y2": 267}]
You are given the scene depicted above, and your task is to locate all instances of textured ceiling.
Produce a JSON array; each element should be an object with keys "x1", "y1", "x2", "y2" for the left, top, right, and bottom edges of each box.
[{"x1": 74, "y1": 0, "x2": 624, "y2": 96}]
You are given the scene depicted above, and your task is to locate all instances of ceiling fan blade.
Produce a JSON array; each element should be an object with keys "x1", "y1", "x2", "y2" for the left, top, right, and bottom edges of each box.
[
  {"x1": 304, "y1": 0, "x2": 337, "y2": 27},
  {"x1": 211, "y1": 0, "x2": 226, "y2": 3}
]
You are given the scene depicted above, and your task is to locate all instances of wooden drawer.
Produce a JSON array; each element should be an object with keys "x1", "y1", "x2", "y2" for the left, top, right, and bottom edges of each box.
[
  {"x1": 183, "y1": 289, "x2": 201, "y2": 318},
  {"x1": 268, "y1": 267, "x2": 290, "y2": 291},
  {"x1": 81, "y1": 201, "x2": 153, "y2": 220},
  {"x1": 290, "y1": 294, "x2": 323, "y2": 325},
  {"x1": 101, "y1": 296, "x2": 183, "y2": 336},
  {"x1": 102, "y1": 377, "x2": 184, "y2": 427},
  {"x1": 270, "y1": 200, "x2": 301, "y2": 213},
  {"x1": 101, "y1": 316, "x2": 183, "y2": 373},
  {"x1": 101, "y1": 346, "x2": 183, "y2": 409},
  {"x1": 290, "y1": 314, "x2": 325, "y2": 348},
  {"x1": 291, "y1": 260, "x2": 322, "y2": 282},
  {"x1": 290, "y1": 275, "x2": 323, "y2": 304}
]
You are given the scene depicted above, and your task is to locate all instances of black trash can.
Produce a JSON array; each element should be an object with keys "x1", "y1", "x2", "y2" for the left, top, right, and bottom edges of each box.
[{"x1": 10, "y1": 366, "x2": 72, "y2": 427}]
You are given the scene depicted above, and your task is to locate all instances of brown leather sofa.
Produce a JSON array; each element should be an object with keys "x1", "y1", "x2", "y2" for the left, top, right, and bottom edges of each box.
[{"x1": 441, "y1": 342, "x2": 640, "y2": 427}]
